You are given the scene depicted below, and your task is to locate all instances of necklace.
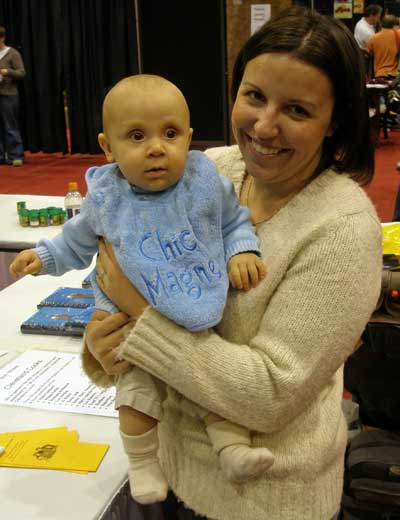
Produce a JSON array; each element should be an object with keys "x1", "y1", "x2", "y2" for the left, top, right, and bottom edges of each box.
[
  {"x1": 242, "y1": 174, "x2": 299, "y2": 225},
  {"x1": 242, "y1": 175, "x2": 278, "y2": 225}
]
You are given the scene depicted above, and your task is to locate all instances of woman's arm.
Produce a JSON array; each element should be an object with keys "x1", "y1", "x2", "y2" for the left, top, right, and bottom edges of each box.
[
  {"x1": 95, "y1": 239, "x2": 149, "y2": 318},
  {"x1": 93, "y1": 217, "x2": 382, "y2": 433},
  {"x1": 85, "y1": 310, "x2": 133, "y2": 376}
]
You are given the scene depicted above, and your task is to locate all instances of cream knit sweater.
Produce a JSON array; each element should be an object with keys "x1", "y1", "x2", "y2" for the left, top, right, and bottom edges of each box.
[{"x1": 98, "y1": 145, "x2": 382, "y2": 519}]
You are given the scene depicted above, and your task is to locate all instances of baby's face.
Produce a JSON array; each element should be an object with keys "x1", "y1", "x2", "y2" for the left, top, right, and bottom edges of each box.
[{"x1": 101, "y1": 84, "x2": 193, "y2": 192}]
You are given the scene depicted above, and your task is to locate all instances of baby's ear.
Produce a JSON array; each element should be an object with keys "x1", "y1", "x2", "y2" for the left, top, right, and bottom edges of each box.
[
  {"x1": 187, "y1": 127, "x2": 193, "y2": 147},
  {"x1": 98, "y1": 133, "x2": 114, "y2": 162}
]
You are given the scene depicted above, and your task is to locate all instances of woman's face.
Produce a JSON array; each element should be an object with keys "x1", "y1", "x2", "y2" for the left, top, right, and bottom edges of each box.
[{"x1": 231, "y1": 53, "x2": 334, "y2": 190}]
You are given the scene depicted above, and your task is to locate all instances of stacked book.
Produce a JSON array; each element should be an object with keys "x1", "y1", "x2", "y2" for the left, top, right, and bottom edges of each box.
[{"x1": 21, "y1": 286, "x2": 95, "y2": 336}]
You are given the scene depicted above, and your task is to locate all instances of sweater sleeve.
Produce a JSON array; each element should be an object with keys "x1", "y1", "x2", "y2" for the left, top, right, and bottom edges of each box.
[
  {"x1": 118, "y1": 211, "x2": 382, "y2": 432},
  {"x1": 34, "y1": 199, "x2": 98, "y2": 276},
  {"x1": 219, "y1": 175, "x2": 260, "y2": 260},
  {"x1": 7, "y1": 49, "x2": 25, "y2": 80}
]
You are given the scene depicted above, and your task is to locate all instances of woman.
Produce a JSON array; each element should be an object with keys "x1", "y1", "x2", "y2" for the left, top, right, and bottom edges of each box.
[{"x1": 85, "y1": 7, "x2": 382, "y2": 520}]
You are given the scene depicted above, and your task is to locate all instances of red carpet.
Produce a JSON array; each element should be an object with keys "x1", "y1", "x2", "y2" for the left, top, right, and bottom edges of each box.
[
  {"x1": 0, "y1": 134, "x2": 399, "y2": 222},
  {"x1": 365, "y1": 129, "x2": 400, "y2": 222},
  {"x1": 0, "y1": 152, "x2": 107, "y2": 197}
]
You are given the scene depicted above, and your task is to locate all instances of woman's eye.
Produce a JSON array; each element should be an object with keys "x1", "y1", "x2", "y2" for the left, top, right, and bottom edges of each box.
[
  {"x1": 287, "y1": 105, "x2": 309, "y2": 117},
  {"x1": 165, "y1": 129, "x2": 177, "y2": 139},
  {"x1": 245, "y1": 90, "x2": 264, "y2": 102},
  {"x1": 131, "y1": 130, "x2": 144, "y2": 141}
]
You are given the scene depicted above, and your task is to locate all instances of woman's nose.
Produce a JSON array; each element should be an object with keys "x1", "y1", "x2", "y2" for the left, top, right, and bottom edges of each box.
[{"x1": 253, "y1": 107, "x2": 280, "y2": 139}]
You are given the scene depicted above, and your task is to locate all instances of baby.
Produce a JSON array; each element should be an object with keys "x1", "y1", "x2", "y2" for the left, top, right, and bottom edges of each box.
[{"x1": 10, "y1": 75, "x2": 273, "y2": 504}]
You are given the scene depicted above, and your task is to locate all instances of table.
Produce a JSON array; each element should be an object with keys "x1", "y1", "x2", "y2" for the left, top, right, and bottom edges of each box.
[
  {"x1": 0, "y1": 266, "x2": 134, "y2": 520},
  {"x1": 0, "y1": 194, "x2": 65, "y2": 252},
  {"x1": 0, "y1": 197, "x2": 163, "y2": 519}
]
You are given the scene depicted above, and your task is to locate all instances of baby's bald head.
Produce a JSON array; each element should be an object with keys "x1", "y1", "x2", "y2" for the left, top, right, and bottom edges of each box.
[
  {"x1": 102, "y1": 74, "x2": 190, "y2": 134},
  {"x1": 97, "y1": 74, "x2": 193, "y2": 191}
]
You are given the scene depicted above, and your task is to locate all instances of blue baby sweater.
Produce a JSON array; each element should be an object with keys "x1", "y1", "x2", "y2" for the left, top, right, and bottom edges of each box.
[{"x1": 35, "y1": 150, "x2": 260, "y2": 331}]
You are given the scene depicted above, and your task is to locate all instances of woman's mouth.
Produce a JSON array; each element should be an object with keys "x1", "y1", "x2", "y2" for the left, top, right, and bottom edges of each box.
[{"x1": 250, "y1": 138, "x2": 290, "y2": 157}]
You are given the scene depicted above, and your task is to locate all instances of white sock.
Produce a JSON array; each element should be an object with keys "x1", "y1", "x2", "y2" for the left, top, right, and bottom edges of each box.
[
  {"x1": 219, "y1": 444, "x2": 274, "y2": 482},
  {"x1": 120, "y1": 427, "x2": 168, "y2": 505},
  {"x1": 206, "y1": 420, "x2": 274, "y2": 482}
]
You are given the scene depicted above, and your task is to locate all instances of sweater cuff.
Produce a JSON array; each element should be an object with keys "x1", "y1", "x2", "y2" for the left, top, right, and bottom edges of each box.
[
  {"x1": 34, "y1": 246, "x2": 56, "y2": 275},
  {"x1": 118, "y1": 307, "x2": 189, "y2": 382},
  {"x1": 225, "y1": 239, "x2": 261, "y2": 261}
]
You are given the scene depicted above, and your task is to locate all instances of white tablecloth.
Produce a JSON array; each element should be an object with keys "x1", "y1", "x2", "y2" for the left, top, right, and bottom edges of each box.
[
  {"x1": 0, "y1": 265, "x2": 132, "y2": 520},
  {"x1": 0, "y1": 194, "x2": 65, "y2": 251}
]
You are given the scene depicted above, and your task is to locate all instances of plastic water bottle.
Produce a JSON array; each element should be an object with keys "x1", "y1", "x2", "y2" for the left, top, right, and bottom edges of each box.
[{"x1": 64, "y1": 181, "x2": 83, "y2": 220}]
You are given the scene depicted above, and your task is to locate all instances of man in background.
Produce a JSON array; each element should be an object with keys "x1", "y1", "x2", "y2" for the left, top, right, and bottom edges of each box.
[
  {"x1": 355, "y1": 4, "x2": 382, "y2": 51},
  {"x1": 0, "y1": 26, "x2": 25, "y2": 166},
  {"x1": 367, "y1": 14, "x2": 400, "y2": 78}
]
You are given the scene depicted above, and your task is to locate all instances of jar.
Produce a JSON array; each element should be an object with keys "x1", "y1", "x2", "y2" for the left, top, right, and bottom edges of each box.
[
  {"x1": 29, "y1": 210, "x2": 39, "y2": 227},
  {"x1": 39, "y1": 209, "x2": 49, "y2": 226},
  {"x1": 19, "y1": 209, "x2": 30, "y2": 227},
  {"x1": 16, "y1": 201, "x2": 26, "y2": 213},
  {"x1": 49, "y1": 208, "x2": 62, "y2": 225}
]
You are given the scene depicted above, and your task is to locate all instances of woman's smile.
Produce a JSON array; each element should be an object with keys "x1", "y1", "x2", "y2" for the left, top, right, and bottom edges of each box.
[
  {"x1": 232, "y1": 52, "x2": 334, "y2": 188},
  {"x1": 247, "y1": 135, "x2": 292, "y2": 158}
]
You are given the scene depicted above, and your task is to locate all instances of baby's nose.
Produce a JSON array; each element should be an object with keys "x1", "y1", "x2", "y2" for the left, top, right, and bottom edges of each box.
[{"x1": 147, "y1": 140, "x2": 165, "y2": 156}]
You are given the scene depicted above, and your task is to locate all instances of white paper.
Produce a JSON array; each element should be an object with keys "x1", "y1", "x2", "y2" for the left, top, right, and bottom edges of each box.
[
  {"x1": 0, "y1": 350, "x2": 8, "y2": 358},
  {"x1": 251, "y1": 4, "x2": 271, "y2": 35},
  {"x1": 0, "y1": 350, "x2": 117, "y2": 417}
]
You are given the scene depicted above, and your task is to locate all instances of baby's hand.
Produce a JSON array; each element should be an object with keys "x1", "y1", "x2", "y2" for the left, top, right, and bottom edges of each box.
[
  {"x1": 9, "y1": 250, "x2": 42, "y2": 278},
  {"x1": 228, "y1": 253, "x2": 266, "y2": 291}
]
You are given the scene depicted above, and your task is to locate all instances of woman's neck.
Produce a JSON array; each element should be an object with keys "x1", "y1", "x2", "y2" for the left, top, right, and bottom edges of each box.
[{"x1": 241, "y1": 174, "x2": 309, "y2": 225}]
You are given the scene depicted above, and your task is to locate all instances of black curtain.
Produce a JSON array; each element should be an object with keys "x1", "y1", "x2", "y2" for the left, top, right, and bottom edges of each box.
[
  {"x1": 139, "y1": 0, "x2": 228, "y2": 145},
  {"x1": 62, "y1": 0, "x2": 139, "y2": 153},
  {"x1": 0, "y1": 0, "x2": 67, "y2": 153},
  {"x1": 0, "y1": 0, "x2": 139, "y2": 154}
]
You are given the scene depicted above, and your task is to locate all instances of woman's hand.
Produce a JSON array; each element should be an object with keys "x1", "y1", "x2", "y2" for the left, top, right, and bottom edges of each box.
[
  {"x1": 96, "y1": 238, "x2": 149, "y2": 318},
  {"x1": 85, "y1": 309, "x2": 133, "y2": 375}
]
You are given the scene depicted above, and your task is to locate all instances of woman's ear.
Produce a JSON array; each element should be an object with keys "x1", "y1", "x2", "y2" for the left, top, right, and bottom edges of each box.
[
  {"x1": 98, "y1": 133, "x2": 114, "y2": 162},
  {"x1": 325, "y1": 124, "x2": 334, "y2": 138},
  {"x1": 326, "y1": 118, "x2": 338, "y2": 138}
]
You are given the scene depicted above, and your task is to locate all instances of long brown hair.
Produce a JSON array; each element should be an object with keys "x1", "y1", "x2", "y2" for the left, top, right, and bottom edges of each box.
[{"x1": 232, "y1": 7, "x2": 374, "y2": 185}]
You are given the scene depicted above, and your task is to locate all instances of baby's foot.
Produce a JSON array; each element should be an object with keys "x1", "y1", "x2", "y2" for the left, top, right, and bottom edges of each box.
[
  {"x1": 127, "y1": 456, "x2": 168, "y2": 504},
  {"x1": 219, "y1": 444, "x2": 274, "y2": 482},
  {"x1": 120, "y1": 428, "x2": 168, "y2": 504}
]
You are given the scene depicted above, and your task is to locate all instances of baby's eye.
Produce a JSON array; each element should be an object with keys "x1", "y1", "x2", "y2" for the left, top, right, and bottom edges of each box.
[
  {"x1": 165, "y1": 128, "x2": 177, "y2": 139},
  {"x1": 130, "y1": 130, "x2": 144, "y2": 141}
]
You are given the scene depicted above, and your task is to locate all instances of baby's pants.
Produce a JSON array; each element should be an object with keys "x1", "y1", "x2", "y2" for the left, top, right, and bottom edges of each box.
[
  {"x1": 115, "y1": 367, "x2": 166, "y2": 420},
  {"x1": 115, "y1": 367, "x2": 208, "y2": 421}
]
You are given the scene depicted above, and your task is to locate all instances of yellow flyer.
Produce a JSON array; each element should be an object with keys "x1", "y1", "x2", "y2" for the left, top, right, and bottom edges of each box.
[{"x1": 0, "y1": 427, "x2": 109, "y2": 472}]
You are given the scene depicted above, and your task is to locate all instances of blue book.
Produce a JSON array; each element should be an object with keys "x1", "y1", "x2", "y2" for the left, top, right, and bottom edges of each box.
[
  {"x1": 37, "y1": 287, "x2": 95, "y2": 308},
  {"x1": 81, "y1": 274, "x2": 92, "y2": 288},
  {"x1": 21, "y1": 306, "x2": 95, "y2": 336}
]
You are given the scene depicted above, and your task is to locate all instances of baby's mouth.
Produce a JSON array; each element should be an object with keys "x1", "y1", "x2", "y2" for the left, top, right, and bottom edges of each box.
[{"x1": 145, "y1": 167, "x2": 167, "y2": 175}]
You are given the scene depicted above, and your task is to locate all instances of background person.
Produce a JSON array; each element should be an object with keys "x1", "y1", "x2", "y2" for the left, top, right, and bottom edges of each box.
[
  {"x1": 367, "y1": 14, "x2": 400, "y2": 78},
  {"x1": 354, "y1": 4, "x2": 383, "y2": 51},
  {"x1": 0, "y1": 25, "x2": 25, "y2": 166},
  {"x1": 85, "y1": 7, "x2": 382, "y2": 520}
]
